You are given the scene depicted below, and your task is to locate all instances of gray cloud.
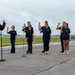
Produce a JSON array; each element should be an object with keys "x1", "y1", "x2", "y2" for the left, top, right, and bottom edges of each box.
[{"x1": 0, "y1": 0, "x2": 75, "y2": 35}]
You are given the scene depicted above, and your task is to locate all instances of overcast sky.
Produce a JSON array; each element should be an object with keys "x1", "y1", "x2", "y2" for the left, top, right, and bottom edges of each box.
[{"x1": 0, "y1": 0, "x2": 75, "y2": 35}]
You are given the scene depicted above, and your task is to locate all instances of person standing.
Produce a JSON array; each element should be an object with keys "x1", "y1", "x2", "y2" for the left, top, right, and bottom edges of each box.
[
  {"x1": 56, "y1": 22, "x2": 66, "y2": 53},
  {"x1": 0, "y1": 20, "x2": 6, "y2": 31},
  {"x1": 38, "y1": 21, "x2": 51, "y2": 54},
  {"x1": 7, "y1": 26, "x2": 17, "y2": 53},
  {"x1": 22, "y1": 21, "x2": 34, "y2": 54},
  {"x1": 62, "y1": 23, "x2": 71, "y2": 54}
]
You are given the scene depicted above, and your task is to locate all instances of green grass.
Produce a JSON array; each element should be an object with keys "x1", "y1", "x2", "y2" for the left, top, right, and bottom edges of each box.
[{"x1": 0, "y1": 36, "x2": 75, "y2": 46}]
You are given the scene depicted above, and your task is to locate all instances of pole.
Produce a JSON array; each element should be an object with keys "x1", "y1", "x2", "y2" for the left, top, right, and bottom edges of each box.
[
  {"x1": 22, "y1": 32, "x2": 26, "y2": 57},
  {"x1": 0, "y1": 31, "x2": 6, "y2": 61}
]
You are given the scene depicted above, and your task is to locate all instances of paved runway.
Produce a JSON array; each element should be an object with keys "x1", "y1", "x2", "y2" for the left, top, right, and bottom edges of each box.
[{"x1": 0, "y1": 41, "x2": 75, "y2": 75}]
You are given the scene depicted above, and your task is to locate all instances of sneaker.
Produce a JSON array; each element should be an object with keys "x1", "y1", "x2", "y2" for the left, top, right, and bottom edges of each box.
[
  {"x1": 63, "y1": 52, "x2": 66, "y2": 55},
  {"x1": 46, "y1": 51, "x2": 49, "y2": 54},
  {"x1": 63, "y1": 51, "x2": 66, "y2": 55},
  {"x1": 66, "y1": 51, "x2": 69, "y2": 55},
  {"x1": 42, "y1": 51, "x2": 45, "y2": 53},
  {"x1": 44, "y1": 51, "x2": 47, "y2": 54},
  {"x1": 44, "y1": 51, "x2": 49, "y2": 54}
]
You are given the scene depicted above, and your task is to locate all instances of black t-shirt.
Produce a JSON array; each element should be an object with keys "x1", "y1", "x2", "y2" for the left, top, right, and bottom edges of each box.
[
  {"x1": 8, "y1": 30, "x2": 17, "y2": 40},
  {"x1": 62, "y1": 27, "x2": 71, "y2": 37},
  {"x1": 41, "y1": 26, "x2": 51, "y2": 38},
  {"x1": 23, "y1": 27, "x2": 34, "y2": 38}
]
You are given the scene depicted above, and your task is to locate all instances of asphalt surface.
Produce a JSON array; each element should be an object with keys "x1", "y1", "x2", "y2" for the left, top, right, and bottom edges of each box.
[{"x1": 0, "y1": 41, "x2": 75, "y2": 75}]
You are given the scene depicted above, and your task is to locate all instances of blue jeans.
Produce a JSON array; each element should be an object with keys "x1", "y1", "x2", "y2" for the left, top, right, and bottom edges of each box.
[{"x1": 10, "y1": 40, "x2": 15, "y2": 53}]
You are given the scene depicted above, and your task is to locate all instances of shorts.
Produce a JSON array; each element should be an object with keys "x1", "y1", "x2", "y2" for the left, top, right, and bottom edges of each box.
[{"x1": 63, "y1": 35, "x2": 69, "y2": 40}]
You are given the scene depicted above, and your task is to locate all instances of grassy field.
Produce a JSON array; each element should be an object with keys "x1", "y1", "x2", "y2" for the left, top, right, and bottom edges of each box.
[{"x1": 0, "y1": 36, "x2": 75, "y2": 46}]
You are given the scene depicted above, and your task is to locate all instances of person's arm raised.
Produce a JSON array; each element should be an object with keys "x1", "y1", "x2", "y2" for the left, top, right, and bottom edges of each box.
[
  {"x1": 23, "y1": 23, "x2": 26, "y2": 28},
  {"x1": 38, "y1": 22, "x2": 43, "y2": 33},
  {"x1": 0, "y1": 20, "x2": 6, "y2": 31},
  {"x1": 38, "y1": 22, "x2": 41, "y2": 30},
  {"x1": 22, "y1": 23, "x2": 26, "y2": 32},
  {"x1": 56, "y1": 22, "x2": 60, "y2": 30},
  {"x1": 6, "y1": 27, "x2": 9, "y2": 34}
]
